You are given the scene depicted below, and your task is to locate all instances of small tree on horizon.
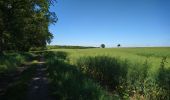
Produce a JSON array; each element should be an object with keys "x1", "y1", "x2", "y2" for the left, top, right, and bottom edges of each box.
[
  {"x1": 117, "y1": 44, "x2": 121, "y2": 48},
  {"x1": 101, "y1": 44, "x2": 105, "y2": 48}
]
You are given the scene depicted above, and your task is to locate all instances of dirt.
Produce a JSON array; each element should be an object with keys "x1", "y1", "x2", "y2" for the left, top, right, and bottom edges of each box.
[
  {"x1": 26, "y1": 56, "x2": 54, "y2": 100},
  {"x1": 0, "y1": 65, "x2": 29, "y2": 96},
  {"x1": 0, "y1": 55, "x2": 54, "y2": 100}
]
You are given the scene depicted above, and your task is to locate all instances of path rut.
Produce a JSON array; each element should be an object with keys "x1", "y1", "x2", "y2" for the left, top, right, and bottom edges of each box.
[{"x1": 26, "y1": 56, "x2": 54, "y2": 100}]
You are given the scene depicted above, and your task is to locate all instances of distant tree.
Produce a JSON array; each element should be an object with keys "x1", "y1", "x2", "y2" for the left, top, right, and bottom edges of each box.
[
  {"x1": 101, "y1": 44, "x2": 105, "y2": 48},
  {"x1": 117, "y1": 44, "x2": 121, "y2": 48}
]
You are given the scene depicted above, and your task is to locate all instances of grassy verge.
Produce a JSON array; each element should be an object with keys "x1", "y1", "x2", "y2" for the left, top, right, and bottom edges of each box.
[
  {"x1": 44, "y1": 51, "x2": 115, "y2": 100},
  {"x1": 0, "y1": 52, "x2": 35, "y2": 74}
]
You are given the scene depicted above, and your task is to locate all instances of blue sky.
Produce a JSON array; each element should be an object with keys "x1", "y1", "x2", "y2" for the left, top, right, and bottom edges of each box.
[{"x1": 49, "y1": 0, "x2": 170, "y2": 47}]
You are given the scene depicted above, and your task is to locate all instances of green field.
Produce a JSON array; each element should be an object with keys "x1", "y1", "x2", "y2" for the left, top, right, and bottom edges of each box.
[
  {"x1": 0, "y1": 47, "x2": 170, "y2": 100},
  {"x1": 1, "y1": 0, "x2": 170, "y2": 99},
  {"x1": 50, "y1": 47, "x2": 170, "y2": 69},
  {"x1": 47, "y1": 47, "x2": 170, "y2": 99}
]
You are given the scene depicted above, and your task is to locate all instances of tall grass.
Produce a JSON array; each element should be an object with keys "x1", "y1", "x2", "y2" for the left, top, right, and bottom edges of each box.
[
  {"x1": 0, "y1": 52, "x2": 34, "y2": 74},
  {"x1": 75, "y1": 56, "x2": 170, "y2": 99},
  {"x1": 157, "y1": 57, "x2": 170, "y2": 99},
  {"x1": 76, "y1": 56, "x2": 128, "y2": 90},
  {"x1": 44, "y1": 51, "x2": 115, "y2": 100},
  {"x1": 47, "y1": 48, "x2": 170, "y2": 99}
]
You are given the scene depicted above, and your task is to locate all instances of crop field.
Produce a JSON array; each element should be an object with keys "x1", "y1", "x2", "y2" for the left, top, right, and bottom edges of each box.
[
  {"x1": 47, "y1": 47, "x2": 170, "y2": 99},
  {"x1": 50, "y1": 47, "x2": 170, "y2": 73}
]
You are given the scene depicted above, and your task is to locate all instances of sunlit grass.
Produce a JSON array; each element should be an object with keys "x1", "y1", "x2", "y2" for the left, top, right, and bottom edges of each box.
[
  {"x1": 48, "y1": 47, "x2": 170, "y2": 99},
  {"x1": 50, "y1": 47, "x2": 170, "y2": 69}
]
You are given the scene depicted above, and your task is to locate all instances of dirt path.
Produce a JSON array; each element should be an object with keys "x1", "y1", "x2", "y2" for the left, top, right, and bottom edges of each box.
[{"x1": 26, "y1": 56, "x2": 54, "y2": 100}]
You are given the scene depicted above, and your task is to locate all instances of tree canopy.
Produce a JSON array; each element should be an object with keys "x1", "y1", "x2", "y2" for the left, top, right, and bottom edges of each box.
[
  {"x1": 0, "y1": 0, "x2": 57, "y2": 53},
  {"x1": 117, "y1": 44, "x2": 121, "y2": 47},
  {"x1": 101, "y1": 44, "x2": 105, "y2": 48}
]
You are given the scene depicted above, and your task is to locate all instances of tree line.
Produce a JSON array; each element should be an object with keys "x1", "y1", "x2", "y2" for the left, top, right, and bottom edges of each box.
[
  {"x1": 0, "y1": 0, "x2": 57, "y2": 54},
  {"x1": 47, "y1": 45, "x2": 99, "y2": 49}
]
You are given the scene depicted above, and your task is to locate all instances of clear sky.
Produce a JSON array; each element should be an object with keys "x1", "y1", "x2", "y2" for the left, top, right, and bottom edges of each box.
[{"x1": 49, "y1": 0, "x2": 170, "y2": 47}]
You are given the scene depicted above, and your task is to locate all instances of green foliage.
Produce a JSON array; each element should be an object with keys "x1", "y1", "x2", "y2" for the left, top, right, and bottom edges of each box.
[
  {"x1": 76, "y1": 56, "x2": 128, "y2": 90},
  {"x1": 49, "y1": 47, "x2": 170, "y2": 99},
  {"x1": 76, "y1": 55, "x2": 170, "y2": 99},
  {"x1": 157, "y1": 57, "x2": 170, "y2": 99},
  {"x1": 47, "y1": 45, "x2": 98, "y2": 49},
  {"x1": 117, "y1": 44, "x2": 121, "y2": 47},
  {"x1": 1, "y1": 47, "x2": 169, "y2": 99},
  {"x1": 44, "y1": 51, "x2": 68, "y2": 60},
  {"x1": 100, "y1": 44, "x2": 105, "y2": 48},
  {"x1": 0, "y1": 0, "x2": 57, "y2": 52},
  {"x1": 0, "y1": 52, "x2": 33, "y2": 74},
  {"x1": 0, "y1": 52, "x2": 39, "y2": 99},
  {"x1": 29, "y1": 47, "x2": 47, "y2": 51},
  {"x1": 44, "y1": 51, "x2": 114, "y2": 100}
]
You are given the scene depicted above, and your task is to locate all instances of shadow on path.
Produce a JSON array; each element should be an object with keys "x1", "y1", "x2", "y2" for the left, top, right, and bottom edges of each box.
[
  {"x1": 26, "y1": 56, "x2": 54, "y2": 100},
  {"x1": 0, "y1": 53, "x2": 55, "y2": 100}
]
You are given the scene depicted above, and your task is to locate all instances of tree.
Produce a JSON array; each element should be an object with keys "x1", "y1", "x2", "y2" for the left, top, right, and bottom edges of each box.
[
  {"x1": 117, "y1": 44, "x2": 121, "y2": 48},
  {"x1": 101, "y1": 44, "x2": 105, "y2": 48},
  {"x1": 0, "y1": 0, "x2": 57, "y2": 53}
]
